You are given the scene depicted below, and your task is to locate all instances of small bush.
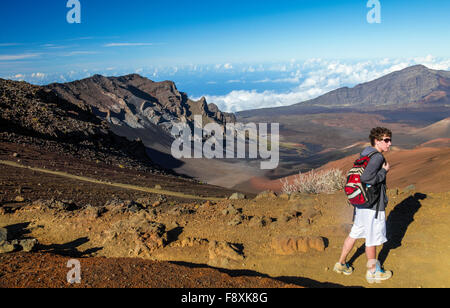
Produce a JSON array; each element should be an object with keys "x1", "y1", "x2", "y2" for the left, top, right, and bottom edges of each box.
[{"x1": 280, "y1": 169, "x2": 346, "y2": 195}]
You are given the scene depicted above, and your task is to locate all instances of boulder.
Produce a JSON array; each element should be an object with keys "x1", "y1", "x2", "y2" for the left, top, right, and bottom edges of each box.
[
  {"x1": 83, "y1": 205, "x2": 107, "y2": 219},
  {"x1": 271, "y1": 236, "x2": 326, "y2": 255},
  {"x1": 279, "y1": 212, "x2": 295, "y2": 223},
  {"x1": 278, "y1": 193, "x2": 290, "y2": 200},
  {"x1": 53, "y1": 200, "x2": 77, "y2": 211},
  {"x1": 32, "y1": 199, "x2": 78, "y2": 211},
  {"x1": 229, "y1": 193, "x2": 246, "y2": 200},
  {"x1": 135, "y1": 197, "x2": 154, "y2": 208},
  {"x1": 254, "y1": 191, "x2": 277, "y2": 200},
  {"x1": 104, "y1": 215, "x2": 168, "y2": 257},
  {"x1": 289, "y1": 203, "x2": 321, "y2": 223},
  {"x1": 151, "y1": 201, "x2": 161, "y2": 208},
  {"x1": 128, "y1": 202, "x2": 143, "y2": 214},
  {"x1": 221, "y1": 204, "x2": 242, "y2": 216},
  {"x1": 104, "y1": 199, "x2": 144, "y2": 213},
  {"x1": 168, "y1": 206, "x2": 194, "y2": 216},
  {"x1": 179, "y1": 237, "x2": 209, "y2": 248},
  {"x1": 0, "y1": 242, "x2": 16, "y2": 254},
  {"x1": 201, "y1": 201, "x2": 213, "y2": 208},
  {"x1": 207, "y1": 241, "x2": 245, "y2": 268},
  {"x1": 249, "y1": 216, "x2": 271, "y2": 227},
  {"x1": 15, "y1": 196, "x2": 25, "y2": 202},
  {"x1": 0, "y1": 228, "x2": 8, "y2": 244},
  {"x1": 19, "y1": 238, "x2": 38, "y2": 252},
  {"x1": 138, "y1": 224, "x2": 167, "y2": 253},
  {"x1": 228, "y1": 214, "x2": 246, "y2": 226}
]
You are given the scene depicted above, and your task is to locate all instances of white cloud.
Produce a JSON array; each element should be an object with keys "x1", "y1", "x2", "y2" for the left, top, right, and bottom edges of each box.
[
  {"x1": 223, "y1": 63, "x2": 233, "y2": 70},
  {"x1": 244, "y1": 66, "x2": 256, "y2": 73},
  {"x1": 5, "y1": 55, "x2": 449, "y2": 112},
  {"x1": 0, "y1": 53, "x2": 40, "y2": 61},
  {"x1": 201, "y1": 56, "x2": 450, "y2": 112},
  {"x1": 63, "y1": 51, "x2": 99, "y2": 56},
  {"x1": 254, "y1": 77, "x2": 300, "y2": 84},
  {"x1": 204, "y1": 89, "x2": 324, "y2": 113},
  {"x1": 43, "y1": 44, "x2": 73, "y2": 50},
  {"x1": 413, "y1": 54, "x2": 450, "y2": 70},
  {"x1": 104, "y1": 43, "x2": 154, "y2": 47},
  {"x1": 31, "y1": 72, "x2": 46, "y2": 78},
  {"x1": 0, "y1": 43, "x2": 21, "y2": 47}
]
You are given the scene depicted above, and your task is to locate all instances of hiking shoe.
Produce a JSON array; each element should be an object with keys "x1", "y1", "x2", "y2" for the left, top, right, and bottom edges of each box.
[
  {"x1": 333, "y1": 263, "x2": 353, "y2": 275},
  {"x1": 366, "y1": 268, "x2": 393, "y2": 284}
]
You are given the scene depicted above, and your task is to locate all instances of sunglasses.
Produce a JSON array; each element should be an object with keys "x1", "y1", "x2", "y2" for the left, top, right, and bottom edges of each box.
[{"x1": 381, "y1": 138, "x2": 392, "y2": 143}]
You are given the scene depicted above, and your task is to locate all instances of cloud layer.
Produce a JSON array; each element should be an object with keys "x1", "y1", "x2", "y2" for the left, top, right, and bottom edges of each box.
[
  {"x1": 201, "y1": 56, "x2": 450, "y2": 112},
  {"x1": 2, "y1": 55, "x2": 449, "y2": 112}
]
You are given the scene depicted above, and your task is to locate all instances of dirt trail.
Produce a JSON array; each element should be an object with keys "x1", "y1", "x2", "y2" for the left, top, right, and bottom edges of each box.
[{"x1": 0, "y1": 160, "x2": 225, "y2": 202}]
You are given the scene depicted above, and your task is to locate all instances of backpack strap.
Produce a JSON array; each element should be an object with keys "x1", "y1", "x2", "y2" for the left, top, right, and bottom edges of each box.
[
  {"x1": 368, "y1": 151, "x2": 386, "y2": 164},
  {"x1": 375, "y1": 199, "x2": 380, "y2": 220},
  {"x1": 367, "y1": 150, "x2": 385, "y2": 220},
  {"x1": 368, "y1": 151, "x2": 378, "y2": 158}
]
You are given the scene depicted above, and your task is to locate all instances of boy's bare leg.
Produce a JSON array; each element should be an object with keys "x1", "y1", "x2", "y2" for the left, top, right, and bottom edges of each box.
[
  {"x1": 338, "y1": 236, "x2": 357, "y2": 264},
  {"x1": 366, "y1": 245, "x2": 377, "y2": 272}
]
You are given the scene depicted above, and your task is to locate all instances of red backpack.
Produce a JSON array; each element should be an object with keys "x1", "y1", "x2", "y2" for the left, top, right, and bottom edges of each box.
[{"x1": 344, "y1": 151, "x2": 383, "y2": 209}]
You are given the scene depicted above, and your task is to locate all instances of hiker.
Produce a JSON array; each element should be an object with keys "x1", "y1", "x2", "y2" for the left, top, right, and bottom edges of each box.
[{"x1": 334, "y1": 127, "x2": 393, "y2": 283}]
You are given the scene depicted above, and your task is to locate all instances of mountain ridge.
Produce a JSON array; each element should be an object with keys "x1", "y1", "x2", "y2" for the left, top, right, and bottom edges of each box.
[
  {"x1": 237, "y1": 65, "x2": 450, "y2": 118},
  {"x1": 0, "y1": 78, "x2": 170, "y2": 175},
  {"x1": 46, "y1": 74, "x2": 236, "y2": 134}
]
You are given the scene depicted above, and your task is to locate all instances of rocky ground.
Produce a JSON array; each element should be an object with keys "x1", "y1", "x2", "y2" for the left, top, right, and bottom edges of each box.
[
  {"x1": 0, "y1": 252, "x2": 300, "y2": 288},
  {"x1": 0, "y1": 78, "x2": 176, "y2": 175},
  {"x1": 1, "y1": 144, "x2": 449, "y2": 288}
]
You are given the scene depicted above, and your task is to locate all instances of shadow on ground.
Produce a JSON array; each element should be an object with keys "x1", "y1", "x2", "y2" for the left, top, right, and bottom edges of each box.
[
  {"x1": 347, "y1": 193, "x2": 426, "y2": 268},
  {"x1": 3, "y1": 222, "x2": 103, "y2": 257},
  {"x1": 4, "y1": 222, "x2": 32, "y2": 239},
  {"x1": 379, "y1": 193, "x2": 426, "y2": 265},
  {"x1": 170, "y1": 261, "x2": 363, "y2": 288},
  {"x1": 38, "y1": 237, "x2": 103, "y2": 258}
]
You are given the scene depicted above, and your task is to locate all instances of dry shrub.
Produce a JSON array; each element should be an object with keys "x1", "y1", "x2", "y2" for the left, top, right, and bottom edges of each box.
[{"x1": 280, "y1": 169, "x2": 346, "y2": 194}]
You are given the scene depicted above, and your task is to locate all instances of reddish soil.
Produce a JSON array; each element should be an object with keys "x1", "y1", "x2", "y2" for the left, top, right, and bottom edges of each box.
[
  {"x1": 247, "y1": 146, "x2": 450, "y2": 194},
  {"x1": 0, "y1": 252, "x2": 299, "y2": 288},
  {"x1": 418, "y1": 138, "x2": 450, "y2": 148}
]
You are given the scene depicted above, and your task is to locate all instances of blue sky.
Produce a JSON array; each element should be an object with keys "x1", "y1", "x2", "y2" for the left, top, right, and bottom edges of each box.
[{"x1": 1, "y1": 0, "x2": 450, "y2": 111}]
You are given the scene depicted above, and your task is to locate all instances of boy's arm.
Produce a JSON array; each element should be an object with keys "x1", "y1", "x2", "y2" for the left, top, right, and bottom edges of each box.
[{"x1": 361, "y1": 154, "x2": 386, "y2": 185}]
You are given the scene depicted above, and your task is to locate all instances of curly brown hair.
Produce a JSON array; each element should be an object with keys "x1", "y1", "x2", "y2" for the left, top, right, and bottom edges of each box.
[{"x1": 370, "y1": 127, "x2": 392, "y2": 146}]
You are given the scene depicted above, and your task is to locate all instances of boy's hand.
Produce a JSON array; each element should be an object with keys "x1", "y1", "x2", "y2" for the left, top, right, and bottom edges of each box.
[{"x1": 383, "y1": 162, "x2": 390, "y2": 172}]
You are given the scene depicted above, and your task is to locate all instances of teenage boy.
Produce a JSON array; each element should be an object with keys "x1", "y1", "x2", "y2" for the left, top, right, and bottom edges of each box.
[{"x1": 334, "y1": 127, "x2": 393, "y2": 283}]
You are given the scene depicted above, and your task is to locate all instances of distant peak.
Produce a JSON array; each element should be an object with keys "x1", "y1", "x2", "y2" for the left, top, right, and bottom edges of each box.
[
  {"x1": 124, "y1": 73, "x2": 143, "y2": 79},
  {"x1": 90, "y1": 73, "x2": 147, "y2": 82},
  {"x1": 404, "y1": 64, "x2": 430, "y2": 71},
  {"x1": 412, "y1": 64, "x2": 428, "y2": 68},
  {"x1": 115, "y1": 73, "x2": 146, "y2": 82},
  {"x1": 384, "y1": 64, "x2": 435, "y2": 77}
]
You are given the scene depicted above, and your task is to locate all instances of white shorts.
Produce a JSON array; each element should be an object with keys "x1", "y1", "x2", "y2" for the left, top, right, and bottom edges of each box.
[{"x1": 349, "y1": 208, "x2": 387, "y2": 247}]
